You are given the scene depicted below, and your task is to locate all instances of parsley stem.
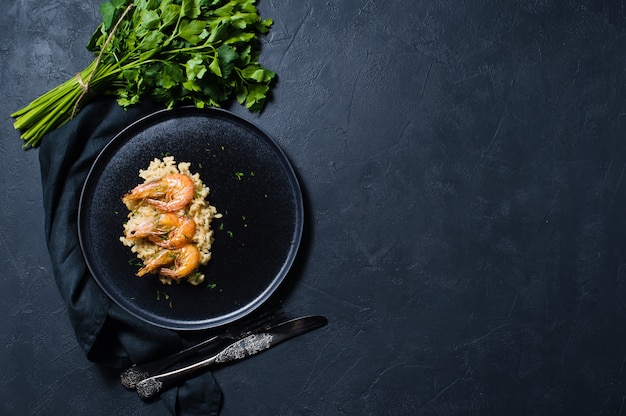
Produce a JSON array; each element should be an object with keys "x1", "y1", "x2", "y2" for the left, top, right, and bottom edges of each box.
[
  {"x1": 11, "y1": 0, "x2": 276, "y2": 147},
  {"x1": 163, "y1": 43, "x2": 220, "y2": 55}
]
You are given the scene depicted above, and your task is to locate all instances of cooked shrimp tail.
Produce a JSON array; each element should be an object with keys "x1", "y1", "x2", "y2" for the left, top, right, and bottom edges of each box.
[
  {"x1": 136, "y1": 244, "x2": 200, "y2": 280},
  {"x1": 126, "y1": 213, "x2": 196, "y2": 250},
  {"x1": 151, "y1": 215, "x2": 196, "y2": 249},
  {"x1": 159, "y1": 244, "x2": 201, "y2": 280},
  {"x1": 122, "y1": 173, "x2": 195, "y2": 212},
  {"x1": 136, "y1": 250, "x2": 177, "y2": 277}
]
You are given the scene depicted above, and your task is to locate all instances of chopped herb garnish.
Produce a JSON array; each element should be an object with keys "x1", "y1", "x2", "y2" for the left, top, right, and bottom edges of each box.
[
  {"x1": 227, "y1": 230, "x2": 234, "y2": 238},
  {"x1": 235, "y1": 172, "x2": 244, "y2": 180},
  {"x1": 128, "y1": 257, "x2": 143, "y2": 267},
  {"x1": 157, "y1": 291, "x2": 171, "y2": 301},
  {"x1": 187, "y1": 272, "x2": 203, "y2": 285}
]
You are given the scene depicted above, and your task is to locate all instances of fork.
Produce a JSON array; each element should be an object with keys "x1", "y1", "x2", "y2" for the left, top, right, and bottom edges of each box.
[{"x1": 120, "y1": 303, "x2": 286, "y2": 389}]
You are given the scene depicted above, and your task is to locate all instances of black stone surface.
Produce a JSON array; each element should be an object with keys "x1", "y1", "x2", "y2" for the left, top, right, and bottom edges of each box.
[{"x1": 2, "y1": 1, "x2": 626, "y2": 415}]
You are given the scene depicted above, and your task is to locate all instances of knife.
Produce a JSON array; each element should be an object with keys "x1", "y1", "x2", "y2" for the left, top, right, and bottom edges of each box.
[
  {"x1": 135, "y1": 315, "x2": 328, "y2": 399},
  {"x1": 120, "y1": 305, "x2": 286, "y2": 390}
]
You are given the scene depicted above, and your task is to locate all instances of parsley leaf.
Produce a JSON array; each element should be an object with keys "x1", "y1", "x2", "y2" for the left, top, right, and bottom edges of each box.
[{"x1": 12, "y1": 0, "x2": 277, "y2": 148}]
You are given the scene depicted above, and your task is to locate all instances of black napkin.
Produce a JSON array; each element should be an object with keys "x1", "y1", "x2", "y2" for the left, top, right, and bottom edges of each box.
[{"x1": 38, "y1": 98, "x2": 222, "y2": 415}]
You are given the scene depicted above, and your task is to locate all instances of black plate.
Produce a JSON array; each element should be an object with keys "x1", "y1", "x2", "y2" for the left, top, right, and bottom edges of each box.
[{"x1": 78, "y1": 107, "x2": 303, "y2": 331}]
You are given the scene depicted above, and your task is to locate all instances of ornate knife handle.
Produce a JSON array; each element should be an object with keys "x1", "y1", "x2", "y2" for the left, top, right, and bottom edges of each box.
[
  {"x1": 215, "y1": 332, "x2": 274, "y2": 363},
  {"x1": 135, "y1": 332, "x2": 275, "y2": 399}
]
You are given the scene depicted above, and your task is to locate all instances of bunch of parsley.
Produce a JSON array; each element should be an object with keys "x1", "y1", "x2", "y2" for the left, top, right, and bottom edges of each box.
[{"x1": 12, "y1": 0, "x2": 276, "y2": 148}]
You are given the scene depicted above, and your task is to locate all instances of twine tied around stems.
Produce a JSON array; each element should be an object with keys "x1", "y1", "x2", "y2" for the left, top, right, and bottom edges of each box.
[{"x1": 71, "y1": 4, "x2": 134, "y2": 118}]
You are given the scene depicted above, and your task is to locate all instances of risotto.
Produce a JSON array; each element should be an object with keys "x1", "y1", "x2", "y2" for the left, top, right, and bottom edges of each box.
[{"x1": 120, "y1": 156, "x2": 220, "y2": 285}]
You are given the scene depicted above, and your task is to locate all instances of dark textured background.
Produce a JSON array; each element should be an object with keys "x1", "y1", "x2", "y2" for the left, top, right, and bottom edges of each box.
[{"x1": 2, "y1": 0, "x2": 626, "y2": 415}]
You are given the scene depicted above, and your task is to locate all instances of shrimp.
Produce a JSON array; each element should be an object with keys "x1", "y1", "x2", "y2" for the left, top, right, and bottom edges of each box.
[
  {"x1": 126, "y1": 212, "x2": 196, "y2": 250},
  {"x1": 159, "y1": 244, "x2": 201, "y2": 280},
  {"x1": 122, "y1": 173, "x2": 195, "y2": 212},
  {"x1": 136, "y1": 244, "x2": 201, "y2": 280},
  {"x1": 136, "y1": 249, "x2": 177, "y2": 277}
]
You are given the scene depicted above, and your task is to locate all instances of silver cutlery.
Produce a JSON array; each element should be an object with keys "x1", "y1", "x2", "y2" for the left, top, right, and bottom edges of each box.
[
  {"x1": 120, "y1": 306, "x2": 285, "y2": 389},
  {"x1": 135, "y1": 315, "x2": 328, "y2": 399}
]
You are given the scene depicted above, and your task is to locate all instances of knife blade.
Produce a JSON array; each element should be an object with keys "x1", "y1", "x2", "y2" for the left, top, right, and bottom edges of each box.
[{"x1": 135, "y1": 315, "x2": 328, "y2": 399}]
